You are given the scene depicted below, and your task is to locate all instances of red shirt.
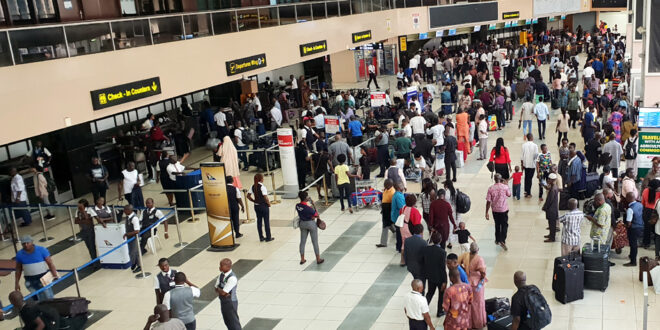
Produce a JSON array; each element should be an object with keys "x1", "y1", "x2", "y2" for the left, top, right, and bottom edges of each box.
[
  {"x1": 511, "y1": 172, "x2": 523, "y2": 185},
  {"x1": 489, "y1": 147, "x2": 511, "y2": 164}
]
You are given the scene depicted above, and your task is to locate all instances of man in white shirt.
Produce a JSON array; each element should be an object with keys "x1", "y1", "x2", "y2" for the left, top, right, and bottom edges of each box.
[
  {"x1": 270, "y1": 105, "x2": 283, "y2": 130},
  {"x1": 410, "y1": 112, "x2": 427, "y2": 144},
  {"x1": 519, "y1": 98, "x2": 535, "y2": 138},
  {"x1": 163, "y1": 272, "x2": 200, "y2": 330},
  {"x1": 10, "y1": 168, "x2": 31, "y2": 226},
  {"x1": 213, "y1": 109, "x2": 227, "y2": 138},
  {"x1": 122, "y1": 204, "x2": 141, "y2": 272},
  {"x1": 409, "y1": 56, "x2": 419, "y2": 70},
  {"x1": 478, "y1": 114, "x2": 489, "y2": 160},
  {"x1": 521, "y1": 133, "x2": 539, "y2": 198},
  {"x1": 166, "y1": 156, "x2": 185, "y2": 183},
  {"x1": 154, "y1": 258, "x2": 178, "y2": 304},
  {"x1": 314, "y1": 109, "x2": 325, "y2": 131},
  {"x1": 215, "y1": 258, "x2": 241, "y2": 330},
  {"x1": 233, "y1": 121, "x2": 249, "y2": 170},
  {"x1": 367, "y1": 63, "x2": 380, "y2": 89},
  {"x1": 533, "y1": 101, "x2": 549, "y2": 140},
  {"x1": 404, "y1": 279, "x2": 435, "y2": 330},
  {"x1": 423, "y1": 57, "x2": 435, "y2": 83},
  {"x1": 583, "y1": 65, "x2": 595, "y2": 83},
  {"x1": 290, "y1": 74, "x2": 300, "y2": 107},
  {"x1": 426, "y1": 121, "x2": 445, "y2": 153}
]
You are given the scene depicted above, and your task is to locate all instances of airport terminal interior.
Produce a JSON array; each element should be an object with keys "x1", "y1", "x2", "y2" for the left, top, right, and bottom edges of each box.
[{"x1": 1, "y1": 0, "x2": 660, "y2": 329}]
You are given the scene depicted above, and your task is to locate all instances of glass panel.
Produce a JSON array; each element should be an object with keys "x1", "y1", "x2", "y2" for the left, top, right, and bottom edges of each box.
[
  {"x1": 0, "y1": 147, "x2": 8, "y2": 162},
  {"x1": 326, "y1": 1, "x2": 338, "y2": 17},
  {"x1": 34, "y1": 0, "x2": 57, "y2": 19},
  {"x1": 296, "y1": 4, "x2": 311, "y2": 22},
  {"x1": 7, "y1": 0, "x2": 32, "y2": 21},
  {"x1": 259, "y1": 8, "x2": 278, "y2": 28},
  {"x1": 279, "y1": 5, "x2": 295, "y2": 25},
  {"x1": 354, "y1": 0, "x2": 371, "y2": 13},
  {"x1": 394, "y1": 0, "x2": 404, "y2": 8},
  {"x1": 150, "y1": 102, "x2": 165, "y2": 114},
  {"x1": 10, "y1": 27, "x2": 67, "y2": 65},
  {"x1": 112, "y1": 19, "x2": 151, "y2": 50},
  {"x1": 236, "y1": 9, "x2": 260, "y2": 31},
  {"x1": 183, "y1": 14, "x2": 212, "y2": 38},
  {"x1": 338, "y1": 0, "x2": 350, "y2": 16},
  {"x1": 137, "y1": 107, "x2": 149, "y2": 119},
  {"x1": 422, "y1": 0, "x2": 436, "y2": 5},
  {"x1": 212, "y1": 11, "x2": 237, "y2": 34},
  {"x1": 311, "y1": 3, "x2": 325, "y2": 20},
  {"x1": 0, "y1": 3, "x2": 5, "y2": 24},
  {"x1": 128, "y1": 111, "x2": 137, "y2": 122},
  {"x1": 96, "y1": 117, "x2": 115, "y2": 132},
  {"x1": 151, "y1": 16, "x2": 184, "y2": 44},
  {"x1": 65, "y1": 23, "x2": 114, "y2": 57},
  {"x1": 8, "y1": 141, "x2": 29, "y2": 158},
  {"x1": 90, "y1": 122, "x2": 97, "y2": 134},
  {"x1": 193, "y1": 91, "x2": 205, "y2": 101},
  {"x1": 406, "y1": 0, "x2": 421, "y2": 7},
  {"x1": 0, "y1": 32, "x2": 13, "y2": 67},
  {"x1": 115, "y1": 114, "x2": 125, "y2": 125}
]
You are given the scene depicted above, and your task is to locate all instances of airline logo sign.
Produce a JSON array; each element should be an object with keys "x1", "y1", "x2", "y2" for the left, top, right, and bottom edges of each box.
[
  {"x1": 300, "y1": 40, "x2": 328, "y2": 57},
  {"x1": 226, "y1": 54, "x2": 267, "y2": 76},
  {"x1": 502, "y1": 11, "x2": 520, "y2": 20},
  {"x1": 352, "y1": 30, "x2": 372, "y2": 43},
  {"x1": 91, "y1": 77, "x2": 161, "y2": 110},
  {"x1": 277, "y1": 134, "x2": 294, "y2": 147}
]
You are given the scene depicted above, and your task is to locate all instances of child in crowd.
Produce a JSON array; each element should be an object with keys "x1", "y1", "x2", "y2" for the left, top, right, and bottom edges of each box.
[
  {"x1": 511, "y1": 166, "x2": 523, "y2": 200},
  {"x1": 454, "y1": 222, "x2": 476, "y2": 253}
]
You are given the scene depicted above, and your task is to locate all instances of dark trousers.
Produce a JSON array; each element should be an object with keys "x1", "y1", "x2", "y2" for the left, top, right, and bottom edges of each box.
[
  {"x1": 91, "y1": 182, "x2": 107, "y2": 204},
  {"x1": 642, "y1": 208, "x2": 655, "y2": 247},
  {"x1": 557, "y1": 132, "x2": 567, "y2": 147},
  {"x1": 611, "y1": 168, "x2": 619, "y2": 179},
  {"x1": 80, "y1": 228, "x2": 97, "y2": 260},
  {"x1": 377, "y1": 145, "x2": 389, "y2": 176},
  {"x1": 425, "y1": 281, "x2": 445, "y2": 315},
  {"x1": 493, "y1": 211, "x2": 509, "y2": 244},
  {"x1": 445, "y1": 158, "x2": 456, "y2": 181},
  {"x1": 184, "y1": 320, "x2": 196, "y2": 330},
  {"x1": 408, "y1": 318, "x2": 427, "y2": 330},
  {"x1": 568, "y1": 110, "x2": 579, "y2": 128},
  {"x1": 538, "y1": 171, "x2": 549, "y2": 198},
  {"x1": 588, "y1": 160, "x2": 598, "y2": 173},
  {"x1": 524, "y1": 168, "x2": 535, "y2": 196},
  {"x1": 396, "y1": 226, "x2": 402, "y2": 252},
  {"x1": 12, "y1": 201, "x2": 32, "y2": 225},
  {"x1": 220, "y1": 299, "x2": 241, "y2": 330},
  {"x1": 628, "y1": 227, "x2": 642, "y2": 263},
  {"x1": 547, "y1": 217, "x2": 557, "y2": 241},
  {"x1": 230, "y1": 207, "x2": 240, "y2": 235},
  {"x1": 655, "y1": 233, "x2": 660, "y2": 258},
  {"x1": 367, "y1": 73, "x2": 379, "y2": 88},
  {"x1": 351, "y1": 136, "x2": 363, "y2": 147},
  {"x1": 236, "y1": 145, "x2": 248, "y2": 169},
  {"x1": 338, "y1": 183, "x2": 352, "y2": 210},
  {"x1": 505, "y1": 101, "x2": 513, "y2": 120},
  {"x1": 537, "y1": 119, "x2": 546, "y2": 139},
  {"x1": 496, "y1": 108, "x2": 505, "y2": 128},
  {"x1": 254, "y1": 204, "x2": 271, "y2": 240}
]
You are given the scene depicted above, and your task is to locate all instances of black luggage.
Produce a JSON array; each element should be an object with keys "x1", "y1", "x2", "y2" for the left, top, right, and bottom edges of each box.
[
  {"x1": 559, "y1": 191, "x2": 571, "y2": 210},
  {"x1": 554, "y1": 260, "x2": 584, "y2": 304},
  {"x1": 488, "y1": 314, "x2": 513, "y2": 330},
  {"x1": 584, "y1": 172, "x2": 599, "y2": 198},
  {"x1": 38, "y1": 297, "x2": 90, "y2": 317},
  {"x1": 485, "y1": 297, "x2": 510, "y2": 315},
  {"x1": 552, "y1": 252, "x2": 582, "y2": 291},
  {"x1": 582, "y1": 239, "x2": 610, "y2": 291}
]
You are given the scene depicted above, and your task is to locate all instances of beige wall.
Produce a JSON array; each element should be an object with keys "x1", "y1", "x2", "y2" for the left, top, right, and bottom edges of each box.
[
  {"x1": 0, "y1": 1, "x2": 582, "y2": 145},
  {"x1": 331, "y1": 50, "x2": 358, "y2": 84}
]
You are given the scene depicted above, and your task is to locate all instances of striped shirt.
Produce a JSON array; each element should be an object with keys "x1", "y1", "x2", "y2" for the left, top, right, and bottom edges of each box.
[{"x1": 559, "y1": 209, "x2": 584, "y2": 246}]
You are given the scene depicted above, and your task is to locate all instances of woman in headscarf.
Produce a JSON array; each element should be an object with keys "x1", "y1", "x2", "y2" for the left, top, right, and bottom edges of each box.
[{"x1": 216, "y1": 136, "x2": 243, "y2": 189}]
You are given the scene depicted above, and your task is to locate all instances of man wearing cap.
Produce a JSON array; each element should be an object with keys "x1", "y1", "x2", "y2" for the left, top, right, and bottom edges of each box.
[
  {"x1": 542, "y1": 174, "x2": 560, "y2": 242},
  {"x1": 14, "y1": 235, "x2": 58, "y2": 301}
]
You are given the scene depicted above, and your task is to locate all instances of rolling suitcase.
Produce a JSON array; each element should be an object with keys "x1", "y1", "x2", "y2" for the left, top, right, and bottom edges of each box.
[
  {"x1": 487, "y1": 314, "x2": 513, "y2": 330},
  {"x1": 582, "y1": 239, "x2": 610, "y2": 291},
  {"x1": 552, "y1": 252, "x2": 582, "y2": 291},
  {"x1": 584, "y1": 172, "x2": 599, "y2": 198},
  {"x1": 559, "y1": 191, "x2": 571, "y2": 210},
  {"x1": 554, "y1": 260, "x2": 584, "y2": 304},
  {"x1": 38, "y1": 297, "x2": 90, "y2": 317},
  {"x1": 639, "y1": 256, "x2": 659, "y2": 286}
]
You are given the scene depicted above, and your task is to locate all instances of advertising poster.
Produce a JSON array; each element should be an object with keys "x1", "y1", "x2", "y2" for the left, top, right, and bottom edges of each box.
[
  {"x1": 325, "y1": 116, "x2": 340, "y2": 134},
  {"x1": 370, "y1": 91, "x2": 387, "y2": 107},
  {"x1": 637, "y1": 131, "x2": 660, "y2": 178},
  {"x1": 200, "y1": 163, "x2": 237, "y2": 250}
]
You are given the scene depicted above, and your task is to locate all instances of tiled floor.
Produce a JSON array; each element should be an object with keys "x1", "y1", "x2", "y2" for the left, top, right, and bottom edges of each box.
[{"x1": 2, "y1": 63, "x2": 659, "y2": 330}]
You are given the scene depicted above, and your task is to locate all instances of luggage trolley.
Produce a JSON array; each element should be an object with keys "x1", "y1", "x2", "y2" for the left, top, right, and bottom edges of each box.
[{"x1": 351, "y1": 179, "x2": 382, "y2": 210}]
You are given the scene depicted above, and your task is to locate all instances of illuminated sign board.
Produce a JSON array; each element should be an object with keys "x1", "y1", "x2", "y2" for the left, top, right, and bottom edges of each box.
[
  {"x1": 352, "y1": 30, "x2": 372, "y2": 43},
  {"x1": 225, "y1": 53, "x2": 267, "y2": 76},
  {"x1": 91, "y1": 77, "x2": 161, "y2": 111},
  {"x1": 299, "y1": 40, "x2": 328, "y2": 57},
  {"x1": 502, "y1": 11, "x2": 520, "y2": 20}
]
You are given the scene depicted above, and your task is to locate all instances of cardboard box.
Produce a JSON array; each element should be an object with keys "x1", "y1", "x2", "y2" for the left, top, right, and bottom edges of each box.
[{"x1": 241, "y1": 79, "x2": 258, "y2": 95}]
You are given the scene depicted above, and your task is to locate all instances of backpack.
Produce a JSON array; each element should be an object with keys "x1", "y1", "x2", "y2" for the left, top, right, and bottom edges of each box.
[
  {"x1": 624, "y1": 137, "x2": 637, "y2": 160},
  {"x1": 242, "y1": 128, "x2": 257, "y2": 146},
  {"x1": 521, "y1": 285, "x2": 552, "y2": 329},
  {"x1": 599, "y1": 152, "x2": 612, "y2": 167},
  {"x1": 455, "y1": 189, "x2": 471, "y2": 214},
  {"x1": 515, "y1": 82, "x2": 527, "y2": 98}
]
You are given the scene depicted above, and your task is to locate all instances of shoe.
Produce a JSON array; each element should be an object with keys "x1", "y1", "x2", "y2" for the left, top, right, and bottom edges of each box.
[
  {"x1": 623, "y1": 262, "x2": 636, "y2": 267},
  {"x1": 242, "y1": 168, "x2": 249, "y2": 171},
  {"x1": 500, "y1": 242, "x2": 508, "y2": 251},
  {"x1": 341, "y1": 208, "x2": 345, "y2": 212},
  {"x1": 376, "y1": 174, "x2": 384, "y2": 178},
  {"x1": 265, "y1": 237, "x2": 275, "y2": 242},
  {"x1": 349, "y1": 208, "x2": 353, "y2": 214},
  {"x1": 544, "y1": 235, "x2": 550, "y2": 238},
  {"x1": 609, "y1": 262, "x2": 616, "y2": 266},
  {"x1": 148, "y1": 179, "x2": 156, "y2": 184},
  {"x1": 316, "y1": 259, "x2": 325, "y2": 264},
  {"x1": 452, "y1": 178, "x2": 456, "y2": 182},
  {"x1": 376, "y1": 244, "x2": 387, "y2": 248},
  {"x1": 45, "y1": 215, "x2": 56, "y2": 220},
  {"x1": 544, "y1": 239, "x2": 555, "y2": 243},
  {"x1": 141, "y1": 249, "x2": 148, "y2": 255},
  {"x1": 133, "y1": 266, "x2": 142, "y2": 273},
  {"x1": 19, "y1": 223, "x2": 30, "y2": 227},
  {"x1": 235, "y1": 233, "x2": 243, "y2": 238},
  {"x1": 260, "y1": 238, "x2": 265, "y2": 242},
  {"x1": 300, "y1": 260, "x2": 306, "y2": 265},
  {"x1": 130, "y1": 264, "x2": 137, "y2": 271},
  {"x1": 447, "y1": 243, "x2": 453, "y2": 249}
]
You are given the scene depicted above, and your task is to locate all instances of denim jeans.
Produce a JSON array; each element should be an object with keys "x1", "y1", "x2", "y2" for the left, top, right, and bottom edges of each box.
[
  {"x1": 25, "y1": 275, "x2": 54, "y2": 301},
  {"x1": 338, "y1": 183, "x2": 352, "y2": 210},
  {"x1": 512, "y1": 184, "x2": 521, "y2": 200},
  {"x1": 236, "y1": 145, "x2": 248, "y2": 169},
  {"x1": 522, "y1": 120, "x2": 532, "y2": 137}
]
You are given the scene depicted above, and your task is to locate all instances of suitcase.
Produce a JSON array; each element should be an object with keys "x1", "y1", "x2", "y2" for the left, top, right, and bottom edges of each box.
[
  {"x1": 584, "y1": 172, "x2": 599, "y2": 198},
  {"x1": 639, "y1": 256, "x2": 660, "y2": 286},
  {"x1": 553, "y1": 252, "x2": 582, "y2": 291},
  {"x1": 485, "y1": 297, "x2": 510, "y2": 315},
  {"x1": 488, "y1": 115, "x2": 498, "y2": 131},
  {"x1": 367, "y1": 147, "x2": 378, "y2": 164},
  {"x1": 582, "y1": 239, "x2": 610, "y2": 291},
  {"x1": 554, "y1": 261, "x2": 585, "y2": 304},
  {"x1": 488, "y1": 314, "x2": 513, "y2": 330},
  {"x1": 559, "y1": 191, "x2": 571, "y2": 210},
  {"x1": 455, "y1": 150, "x2": 464, "y2": 168},
  {"x1": 38, "y1": 297, "x2": 90, "y2": 317}
]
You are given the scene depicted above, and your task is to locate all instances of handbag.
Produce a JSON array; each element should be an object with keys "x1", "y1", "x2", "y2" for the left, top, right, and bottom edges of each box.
[
  {"x1": 395, "y1": 206, "x2": 406, "y2": 228},
  {"x1": 487, "y1": 161, "x2": 495, "y2": 172},
  {"x1": 292, "y1": 216, "x2": 300, "y2": 229},
  {"x1": 316, "y1": 218, "x2": 326, "y2": 230}
]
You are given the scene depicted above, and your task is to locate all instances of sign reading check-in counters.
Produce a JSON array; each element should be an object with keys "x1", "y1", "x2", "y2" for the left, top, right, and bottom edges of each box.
[
  {"x1": 300, "y1": 40, "x2": 328, "y2": 57},
  {"x1": 502, "y1": 11, "x2": 520, "y2": 20},
  {"x1": 352, "y1": 30, "x2": 372, "y2": 43},
  {"x1": 226, "y1": 53, "x2": 267, "y2": 76},
  {"x1": 91, "y1": 77, "x2": 161, "y2": 110}
]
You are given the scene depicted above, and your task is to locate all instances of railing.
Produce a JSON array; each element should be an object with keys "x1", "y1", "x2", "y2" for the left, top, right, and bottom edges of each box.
[{"x1": 0, "y1": 0, "x2": 492, "y2": 68}]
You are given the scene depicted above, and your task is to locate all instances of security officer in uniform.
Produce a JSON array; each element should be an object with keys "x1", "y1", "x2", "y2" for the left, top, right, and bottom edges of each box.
[
  {"x1": 140, "y1": 198, "x2": 166, "y2": 255},
  {"x1": 215, "y1": 258, "x2": 241, "y2": 330},
  {"x1": 122, "y1": 204, "x2": 141, "y2": 273},
  {"x1": 154, "y1": 257, "x2": 177, "y2": 304}
]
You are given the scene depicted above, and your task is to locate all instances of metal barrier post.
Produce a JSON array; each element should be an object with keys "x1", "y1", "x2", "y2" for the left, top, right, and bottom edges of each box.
[
  {"x1": 73, "y1": 268, "x2": 82, "y2": 297},
  {"x1": 67, "y1": 207, "x2": 81, "y2": 242},
  {"x1": 241, "y1": 189, "x2": 255, "y2": 224},
  {"x1": 134, "y1": 234, "x2": 151, "y2": 279},
  {"x1": 11, "y1": 210, "x2": 20, "y2": 242},
  {"x1": 173, "y1": 205, "x2": 188, "y2": 248},
  {"x1": 112, "y1": 205, "x2": 118, "y2": 223},
  {"x1": 643, "y1": 271, "x2": 649, "y2": 330},
  {"x1": 0, "y1": 208, "x2": 9, "y2": 241},
  {"x1": 323, "y1": 175, "x2": 329, "y2": 206},
  {"x1": 266, "y1": 150, "x2": 280, "y2": 205},
  {"x1": 187, "y1": 189, "x2": 199, "y2": 222},
  {"x1": 37, "y1": 204, "x2": 54, "y2": 242}
]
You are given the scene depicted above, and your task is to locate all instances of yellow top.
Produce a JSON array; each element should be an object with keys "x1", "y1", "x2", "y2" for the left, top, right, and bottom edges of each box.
[
  {"x1": 335, "y1": 164, "x2": 350, "y2": 185},
  {"x1": 382, "y1": 187, "x2": 396, "y2": 203}
]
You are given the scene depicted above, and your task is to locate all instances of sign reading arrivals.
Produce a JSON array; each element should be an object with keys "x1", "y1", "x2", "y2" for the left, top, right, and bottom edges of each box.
[
  {"x1": 226, "y1": 53, "x2": 267, "y2": 76},
  {"x1": 502, "y1": 11, "x2": 520, "y2": 20},
  {"x1": 300, "y1": 40, "x2": 328, "y2": 57},
  {"x1": 91, "y1": 77, "x2": 161, "y2": 111},
  {"x1": 352, "y1": 30, "x2": 372, "y2": 43}
]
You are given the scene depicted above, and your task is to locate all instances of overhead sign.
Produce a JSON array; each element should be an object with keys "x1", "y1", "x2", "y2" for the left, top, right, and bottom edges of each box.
[
  {"x1": 352, "y1": 30, "x2": 372, "y2": 43},
  {"x1": 399, "y1": 36, "x2": 407, "y2": 52},
  {"x1": 429, "y1": 2, "x2": 498, "y2": 29},
  {"x1": 225, "y1": 53, "x2": 267, "y2": 76},
  {"x1": 638, "y1": 108, "x2": 660, "y2": 128},
  {"x1": 299, "y1": 40, "x2": 328, "y2": 57},
  {"x1": 637, "y1": 131, "x2": 660, "y2": 178},
  {"x1": 91, "y1": 77, "x2": 161, "y2": 111},
  {"x1": 502, "y1": 11, "x2": 520, "y2": 20}
]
